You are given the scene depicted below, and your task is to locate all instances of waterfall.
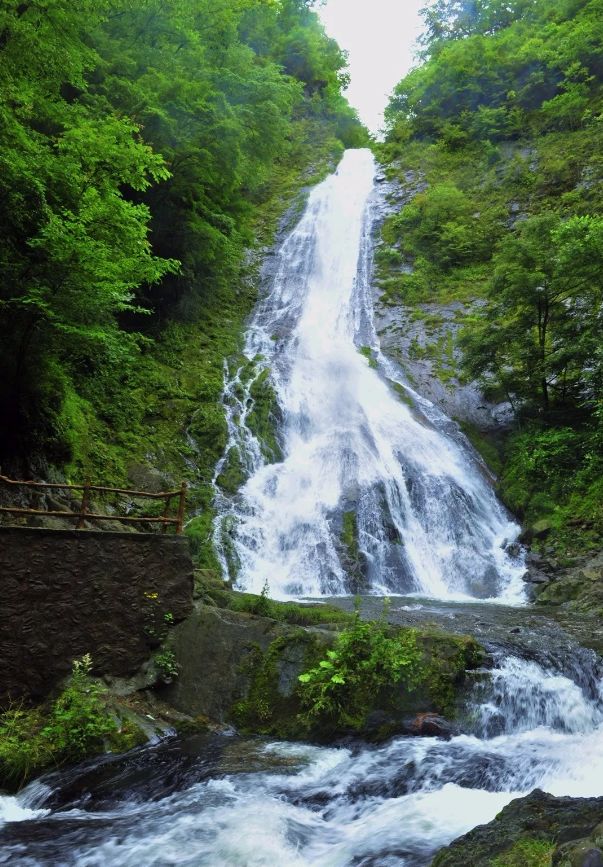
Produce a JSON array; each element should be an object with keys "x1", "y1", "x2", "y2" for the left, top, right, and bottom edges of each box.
[{"x1": 213, "y1": 148, "x2": 525, "y2": 601}]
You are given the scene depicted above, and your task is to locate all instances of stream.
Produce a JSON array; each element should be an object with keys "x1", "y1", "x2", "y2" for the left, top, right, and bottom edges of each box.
[
  {"x1": 2, "y1": 150, "x2": 602, "y2": 864},
  {"x1": 2, "y1": 627, "x2": 603, "y2": 865}
]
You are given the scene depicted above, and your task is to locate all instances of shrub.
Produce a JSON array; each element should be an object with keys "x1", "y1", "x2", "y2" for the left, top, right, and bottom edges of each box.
[
  {"x1": 0, "y1": 655, "x2": 118, "y2": 790},
  {"x1": 297, "y1": 605, "x2": 424, "y2": 731}
]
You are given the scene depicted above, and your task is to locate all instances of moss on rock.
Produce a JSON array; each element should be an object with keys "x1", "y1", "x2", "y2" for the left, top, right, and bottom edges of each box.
[
  {"x1": 338, "y1": 510, "x2": 369, "y2": 593},
  {"x1": 246, "y1": 368, "x2": 283, "y2": 462},
  {"x1": 232, "y1": 631, "x2": 330, "y2": 739},
  {"x1": 224, "y1": 603, "x2": 485, "y2": 742},
  {"x1": 431, "y1": 789, "x2": 603, "y2": 867},
  {"x1": 491, "y1": 838, "x2": 555, "y2": 867},
  {"x1": 216, "y1": 446, "x2": 247, "y2": 495}
]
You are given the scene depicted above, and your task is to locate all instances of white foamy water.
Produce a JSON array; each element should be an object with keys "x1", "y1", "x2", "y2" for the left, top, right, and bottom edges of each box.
[
  {"x1": 0, "y1": 797, "x2": 48, "y2": 825},
  {"x1": 4, "y1": 656, "x2": 603, "y2": 866},
  {"x1": 211, "y1": 148, "x2": 525, "y2": 601}
]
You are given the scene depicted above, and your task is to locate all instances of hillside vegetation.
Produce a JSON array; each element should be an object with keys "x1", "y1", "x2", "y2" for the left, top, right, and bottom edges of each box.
[
  {"x1": 378, "y1": 0, "x2": 603, "y2": 558},
  {"x1": 0, "y1": 0, "x2": 366, "y2": 564}
]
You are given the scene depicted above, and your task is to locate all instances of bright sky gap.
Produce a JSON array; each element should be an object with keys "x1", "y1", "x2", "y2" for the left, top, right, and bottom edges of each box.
[{"x1": 319, "y1": 0, "x2": 425, "y2": 135}]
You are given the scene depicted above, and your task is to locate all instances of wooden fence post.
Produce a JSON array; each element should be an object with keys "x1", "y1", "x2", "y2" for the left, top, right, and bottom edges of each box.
[
  {"x1": 176, "y1": 482, "x2": 187, "y2": 535},
  {"x1": 162, "y1": 494, "x2": 173, "y2": 534},
  {"x1": 76, "y1": 480, "x2": 91, "y2": 529}
]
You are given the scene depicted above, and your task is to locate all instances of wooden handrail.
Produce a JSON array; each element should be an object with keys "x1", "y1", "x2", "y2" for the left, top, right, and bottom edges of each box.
[
  {"x1": 0, "y1": 475, "x2": 188, "y2": 534},
  {"x1": 0, "y1": 474, "x2": 182, "y2": 499}
]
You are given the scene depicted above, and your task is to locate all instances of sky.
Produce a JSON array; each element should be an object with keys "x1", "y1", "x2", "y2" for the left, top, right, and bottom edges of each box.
[{"x1": 318, "y1": 0, "x2": 425, "y2": 135}]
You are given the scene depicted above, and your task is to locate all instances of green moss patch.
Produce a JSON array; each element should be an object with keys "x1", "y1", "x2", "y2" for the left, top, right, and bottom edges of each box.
[
  {"x1": 246, "y1": 368, "x2": 283, "y2": 462},
  {"x1": 359, "y1": 345, "x2": 378, "y2": 369},
  {"x1": 216, "y1": 446, "x2": 247, "y2": 495},
  {"x1": 194, "y1": 570, "x2": 354, "y2": 628},
  {"x1": 491, "y1": 838, "x2": 554, "y2": 867},
  {"x1": 457, "y1": 420, "x2": 504, "y2": 478}
]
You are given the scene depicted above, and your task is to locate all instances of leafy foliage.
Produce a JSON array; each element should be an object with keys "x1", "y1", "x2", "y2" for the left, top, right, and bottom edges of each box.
[
  {"x1": 379, "y1": 0, "x2": 603, "y2": 553},
  {"x1": 460, "y1": 214, "x2": 603, "y2": 412},
  {"x1": 0, "y1": 655, "x2": 122, "y2": 790},
  {"x1": 0, "y1": 0, "x2": 366, "y2": 474},
  {"x1": 297, "y1": 606, "x2": 424, "y2": 731}
]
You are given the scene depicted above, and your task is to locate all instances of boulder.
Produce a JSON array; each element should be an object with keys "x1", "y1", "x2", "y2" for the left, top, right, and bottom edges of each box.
[
  {"x1": 159, "y1": 599, "x2": 485, "y2": 743},
  {"x1": 432, "y1": 790, "x2": 603, "y2": 867}
]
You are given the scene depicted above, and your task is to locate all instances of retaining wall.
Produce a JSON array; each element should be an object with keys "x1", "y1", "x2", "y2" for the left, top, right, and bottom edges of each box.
[{"x1": 0, "y1": 526, "x2": 193, "y2": 704}]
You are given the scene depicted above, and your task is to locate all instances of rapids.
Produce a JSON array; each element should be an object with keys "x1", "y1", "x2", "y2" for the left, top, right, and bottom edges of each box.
[
  {"x1": 212, "y1": 149, "x2": 525, "y2": 601},
  {"x1": 3, "y1": 649, "x2": 603, "y2": 866}
]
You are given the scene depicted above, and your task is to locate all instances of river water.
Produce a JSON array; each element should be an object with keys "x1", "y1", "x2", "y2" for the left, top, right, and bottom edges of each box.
[
  {"x1": 3, "y1": 648, "x2": 603, "y2": 866},
  {"x1": 2, "y1": 150, "x2": 603, "y2": 865}
]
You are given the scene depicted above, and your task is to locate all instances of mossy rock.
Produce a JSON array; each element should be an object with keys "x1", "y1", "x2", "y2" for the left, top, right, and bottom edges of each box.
[
  {"x1": 216, "y1": 446, "x2": 247, "y2": 495},
  {"x1": 491, "y1": 838, "x2": 555, "y2": 866},
  {"x1": 337, "y1": 510, "x2": 369, "y2": 593},
  {"x1": 536, "y1": 576, "x2": 586, "y2": 606},
  {"x1": 185, "y1": 511, "x2": 222, "y2": 573},
  {"x1": 247, "y1": 368, "x2": 283, "y2": 462},
  {"x1": 164, "y1": 579, "x2": 485, "y2": 744},
  {"x1": 232, "y1": 630, "x2": 333, "y2": 739},
  {"x1": 234, "y1": 623, "x2": 484, "y2": 742},
  {"x1": 431, "y1": 790, "x2": 603, "y2": 867}
]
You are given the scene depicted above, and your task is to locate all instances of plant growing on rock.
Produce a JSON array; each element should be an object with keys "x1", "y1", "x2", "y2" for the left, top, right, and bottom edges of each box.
[
  {"x1": 0, "y1": 655, "x2": 121, "y2": 790},
  {"x1": 154, "y1": 648, "x2": 180, "y2": 682},
  {"x1": 297, "y1": 608, "x2": 424, "y2": 732}
]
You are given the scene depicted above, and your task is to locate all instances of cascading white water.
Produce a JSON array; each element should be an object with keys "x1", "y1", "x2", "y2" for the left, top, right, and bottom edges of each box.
[
  {"x1": 213, "y1": 148, "x2": 525, "y2": 601},
  {"x1": 4, "y1": 653, "x2": 603, "y2": 866}
]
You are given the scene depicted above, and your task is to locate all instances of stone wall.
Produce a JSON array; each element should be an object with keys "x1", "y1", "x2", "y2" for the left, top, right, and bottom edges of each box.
[{"x1": 0, "y1": 527, "x2": 194, "y2": 705}]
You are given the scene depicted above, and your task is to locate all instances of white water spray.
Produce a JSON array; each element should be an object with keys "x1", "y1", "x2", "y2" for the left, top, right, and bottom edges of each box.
[
  {"x1": 4, "y1": 654, "x2": 603, "y2": 866},
  {"x1": 213, "y1": 149, "x2": 524, "y2": 601}
]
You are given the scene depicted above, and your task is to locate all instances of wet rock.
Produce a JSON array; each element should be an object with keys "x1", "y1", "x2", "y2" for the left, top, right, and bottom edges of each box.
[
  {"x1": 537, "y1": 576, "x2": 586, "y2": 605},
  {"x1": 126, "y1": 462, "x2": 173, "y2": 493},
  {"x1": 401, "y1": 712, "x2": 457, "y2": 738},
  {"x1": 160, "y1": 603, "x2": 311, "y2": 721},
  {"x1": 432, "y1": 789, "x2": 603, "y2": 867},
  {"x1": 527, "y1": 551, "x2": 544, "y2": 566},
  {"x1": 523, "y1": 566, "x2": 551, "y2": 584},
  {"x1": 374, "y1": 297, "x2": 513, "y2": 431},
  {"x1": 533, "y1": 519, "x2": 553, "y2": 539},
  {"x1": 555, "y1": 841, "x2": 603, "y2": 867},
  {"x1": 468, "y1": 566, "x2": 503, "y2": 599}
]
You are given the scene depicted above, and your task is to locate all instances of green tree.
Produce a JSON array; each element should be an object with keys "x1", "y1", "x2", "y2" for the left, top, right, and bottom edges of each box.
[
  {"x1": 0, "y1": 0, "x2": 365, "y2": 471},
  {"x1": 461, "y1": 214, "x2": 603, "y2": 411}
]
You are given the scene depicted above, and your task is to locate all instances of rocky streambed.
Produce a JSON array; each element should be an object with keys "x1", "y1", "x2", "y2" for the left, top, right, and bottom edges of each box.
[{"x1": 4, "y1": 584, "x2": 603, "y2": 866}]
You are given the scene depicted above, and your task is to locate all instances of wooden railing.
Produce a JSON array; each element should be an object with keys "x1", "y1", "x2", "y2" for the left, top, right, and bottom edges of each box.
[{"x1": 0, "y1": 474, "x2": 187, "y2": 534}]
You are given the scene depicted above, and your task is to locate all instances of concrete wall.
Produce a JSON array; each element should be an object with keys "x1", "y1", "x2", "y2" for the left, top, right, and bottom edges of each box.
[{"x1": 0, "y1": 527, "x2": 193, "y2": 705}]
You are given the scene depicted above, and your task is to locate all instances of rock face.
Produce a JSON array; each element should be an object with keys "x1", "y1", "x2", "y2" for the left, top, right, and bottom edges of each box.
[
  {"x1": 375, "y1": 298, "x2": 513, "y2": 431},
  {"x1": 533, "y1": 551, "x2": 603, "y2": 615},
  {"x1": 0, "y1": 526, "x2": 194, "y2": 705},
  {"x1": 431, "y1": 790, "x2": 603, "y2": 867},
  {"x1": 160, "y1": 604, "x2": 327, "y2": 723},
  {"x1": 161, "y1": 600, "x2": 484, "y2": 742},
  {"x1": 371, "y1": 176, "x2": 512, "y2": 433}
]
